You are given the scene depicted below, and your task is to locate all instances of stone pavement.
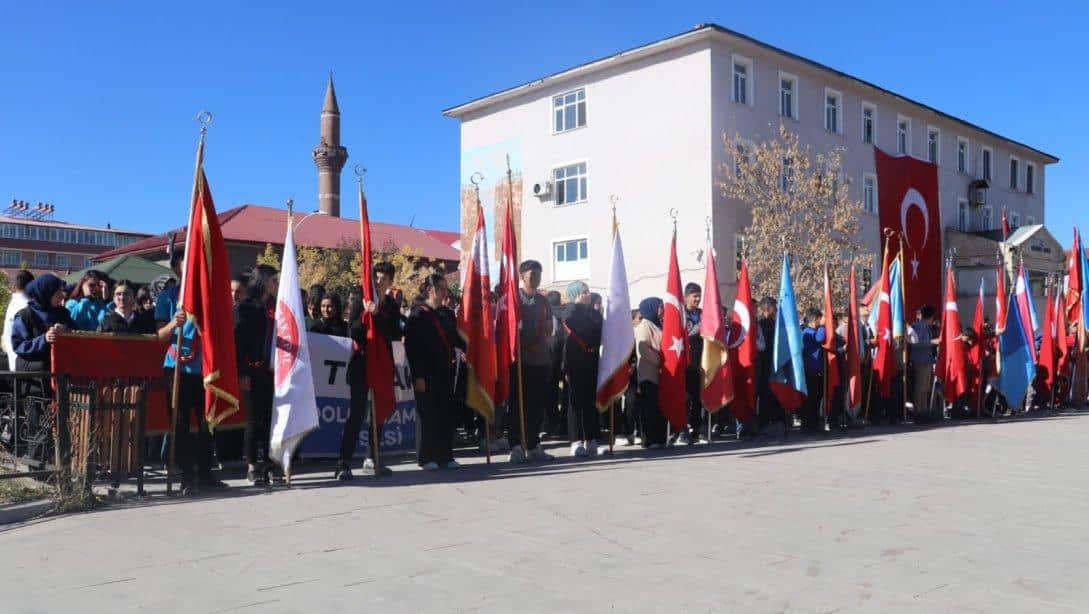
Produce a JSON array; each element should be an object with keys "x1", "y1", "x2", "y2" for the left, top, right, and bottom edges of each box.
[{"x1": 2, "y1": 411, "x2": 1088, "y2": 613}]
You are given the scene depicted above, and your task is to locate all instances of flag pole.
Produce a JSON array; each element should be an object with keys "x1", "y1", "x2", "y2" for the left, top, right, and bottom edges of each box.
[
  {"x1": 168, "y1": 110, "x2": 210, "y2": 495},
  {"x1": 608, "y1": 199, "x2": 619, "y2": 455},
  {"x1": 284, "y1": 199, "x2": 296, "y2": 487},
  {"x1": 898, "y1": 233, "x2": 909, "y2": 423}
]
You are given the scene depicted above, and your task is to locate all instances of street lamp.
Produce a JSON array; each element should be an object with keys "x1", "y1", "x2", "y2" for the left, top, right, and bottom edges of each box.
[{"x1": 285, "y1": 198, "x2": 328, "y2": 233}]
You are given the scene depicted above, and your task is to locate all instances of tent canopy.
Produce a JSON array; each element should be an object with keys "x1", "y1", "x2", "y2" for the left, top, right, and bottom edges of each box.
[{"x1": 64, "y1": 254, "x2": 175, "y2": 286}]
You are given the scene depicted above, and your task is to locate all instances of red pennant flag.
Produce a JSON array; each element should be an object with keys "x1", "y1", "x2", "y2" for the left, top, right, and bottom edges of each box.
[
  {"x1": 1067, "y1": 228, "x2": 1083, "y2": 326},
  {"x1": 658, "y1": 230, "x2": 689, "y2": 431},
  {"x1": 1038, "y1": 285, "x2": 1057, "y2": 399},
  {"x1": 727, "y1": 257, "x2": 756, "y2": 421},
  {"x1": 181, "y1": 149, "x2": 240, "y2": 429},
  {"x1": 358, "y1": 185, "x2": 397, "y2": 426},
  {"x1": 698, "y1": 242, "x2": 733, "y2": 413},
  {"x1": 968, "y1": 280, "x2": 985, "y2": 410},
  {"x1": 873, "y1": 243, "x2": 896, "y2": 398},
  {"x1": 821, "y1": 266, "x2": 840, "y2": 414},
  {"x1": 494, "y1": 197, "x2": 519, "y2": 407},
  {"x1": 457, "y1": 201, "x2": 497, "y2": 422},
  {"x1": 1001, "y1": 207, "x2": 1011, "y2": 241},
  {"x1": 845, "y1": 267, "x2": 862, "y2": 409},
  {"x1": 936, "y1": 266, "x2": 967, "y2": 404},
  {"x1": 995, "y1": 259, "x2": 1008, "y2": 331},
  {"x1": 1056, "y1": 282, "x2": 1070, "y2": 377}
]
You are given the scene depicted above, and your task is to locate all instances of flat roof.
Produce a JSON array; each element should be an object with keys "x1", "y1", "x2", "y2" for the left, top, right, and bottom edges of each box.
[
  {"x1": 444, "y1": 23, "x2": 1058, "y2": 163},
  {"x1": 0, "y1": 214, "x2": 150, "y2": 236}
]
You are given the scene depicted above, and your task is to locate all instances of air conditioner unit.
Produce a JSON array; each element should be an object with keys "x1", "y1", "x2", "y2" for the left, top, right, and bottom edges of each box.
[{"x1": 532, "y1": 180, "x2": 552, "y2": 199}]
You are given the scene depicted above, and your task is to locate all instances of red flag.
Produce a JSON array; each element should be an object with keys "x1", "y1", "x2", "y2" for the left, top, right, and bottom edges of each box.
[
  {"x1": 698, "y1": 242, "x2": 732, "y2": 414},
  {"x1": 494, "y1": 197, "x2": 519, "y2": 407},
  {"x1": 1038, "y1": 285, "x2": 1057, "y2": 398},
  {"x1": 845, "y1": 267, "x2": 862, "y2": 409},
  {"x1": 873, "y1": 243, "x2": 896, "y2": 398},
  {"x1": 1056, "y1": 282, "x2": 1070, "y2": 376},
  {"x1": 358, "y1": 184, "x2": 397, "y2": 426},
  {"x1": 968, "y1": 280, "x2": 985, "y2": 407},
  {"x1": 1001, "y1": 207, "x2": 1011, "y2": 241},
  {"x1": 1067, "y1": 228, "x2": 1082, "y2": 326},
  {"x1": 727, "y1": 257, "x2": 756, "y2": 421},
  {"x1": 995, "y1": 259, "x2": 1008, "y2": 331},
  {"x1": 181, "y1": 147, "x2": 240, "y2": 429},
  {"x1": 457, "y1": 201, "x2": 496, "y2": 422},
  {"x1": 875, "y1": 148, "x2": 942, "y2": 318},
  {"x1": 936, "y1": 265, "x2": 967, "y2": 404},
  {"x1": 821, "y1": 266, "x2": 840, "y2": 414},
  {"x1": 658, "y1": 230, "x2": 688, "y2": 431}
]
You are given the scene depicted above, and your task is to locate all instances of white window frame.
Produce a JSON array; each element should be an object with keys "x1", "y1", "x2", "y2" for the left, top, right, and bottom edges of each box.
[
  {"x1": 861, "y1": 101, "x2": 876, "y2": 145},
  {"x1": 957, "y1": 198, "x2": 970, "y2": 231},
  {"x1": 551, "y1": 235, "x2": 590, "y2": 282},
  {"x1": 981, "y1": 205, "x2": 993, "y2": 231},
  {"x1": 1009, "y1": 155, "x2": 1020, "y2": 190},
  {"x1": 779, "y1": 157, "x2": 793, "y2": 192},
  {"x1": 896, "y1": 115, "x2": 911, "y2": 155},
  {"x1": 862, "y1": 172, "x2": 877, "y2": 214},
  {"x1": 927, "y1": 125, "x2": 941, "y2": 165},
  {"x1": 731, "y1": 54, "x2": 754, "y2": 106},
  {"x1": 552, "y1": 87, "x2": 587, "y2": 134},
  {"x1": 778, "y1": 71, "x2": 798, "y2": 120},
  {"x1": 957, "y1": 137, "x2": 969, "y2": 174},
  {"x1": 732, "y1": 139, "x2": 753, "y2": 178},
  {"x1": 982, "y1": 146, "x2": 993, "y2": 181},
  {"x1": 551, "y1": 160, "x2": 588, "y2": 207},
  {"x1": 1026, "y1": 162, "x2": 1035, "y2": 195},
  {"x1": 824, "y1": 87, "x2": 842, "y2": 134}
]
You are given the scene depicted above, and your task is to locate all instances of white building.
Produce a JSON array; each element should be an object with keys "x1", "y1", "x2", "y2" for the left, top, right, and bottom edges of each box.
[{"x1": 444, "y1": 23, "x2": 1059, "y2": 306}]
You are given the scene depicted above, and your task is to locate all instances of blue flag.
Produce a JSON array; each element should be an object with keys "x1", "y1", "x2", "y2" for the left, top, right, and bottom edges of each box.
[
  {"x1": 997, "y1": 291, "x2": 1036, "y2": 407},
  {"x1": 771, "y1": 254, "x2": 807, "y2": 409},
  {"x1": 889, "y1": 257, "x2": 905, "y2": 338},
  {"x1": 1081, "y1": 242, "x2": 1089, "y2": 330}
]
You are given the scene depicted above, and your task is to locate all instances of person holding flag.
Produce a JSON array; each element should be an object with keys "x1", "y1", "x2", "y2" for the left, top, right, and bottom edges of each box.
[
  {"x1": 936, "y1": 264, "x2": 968, "y2": 418},
  {"x1": 635, "y1": 297, "x2": 666, "y2": 447},
  {"x1": 596, "y1": 205, "x2": 635, "y2": 447},
  {"x1": 510, "y1": 260, "x2": 555, "y2": 462},
  {"x1": 770, "y1": 254, "x2": 807, "y2": 433},
  {"x1": 235, "y1": 264, "x2": 278, "y2": 486},
  {"x1": 728, "y1": 255, "x2": 758, "y2": 437},
  {"x1": 698, "y1": 239, "x2": 733, "y2": 436},
  {"x1": 800, "y1": 309, "x2": 826, "y2": 434},
  {"x1": 659, "y1": 225, "x2": 690, "y2": 442},
  {"x1": 559, "y1": 281, "x2": 604, "y2": 456},
  {"x1": 997, "y1": 286, "x2": 1037, "y2": 410}
]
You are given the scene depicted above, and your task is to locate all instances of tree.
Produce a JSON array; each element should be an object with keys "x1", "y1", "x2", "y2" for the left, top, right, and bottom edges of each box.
[
  {"x1": 256, "y1": 243, "x2": 281, "y2": 271},
  {"x1": 719, "y1": 125, "x2": 871, "y2": 310}
]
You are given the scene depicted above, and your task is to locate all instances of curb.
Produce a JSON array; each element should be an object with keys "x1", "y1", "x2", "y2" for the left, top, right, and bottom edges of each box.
[{"x1": 0, "y1": 499, "x2": 53, "y2": 525}]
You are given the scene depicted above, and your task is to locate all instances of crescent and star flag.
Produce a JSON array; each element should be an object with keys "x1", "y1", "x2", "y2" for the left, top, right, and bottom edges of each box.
[
  {"x1": 873, "y1": 244, "x2": 897, "y2": 399},
  {"x1": 181, "y1": 141, "x2": 239, "y2": 430},
  {"x1": 457, "y1": 200, "x2": 496, "y2": 422},
  {"x1": 875, "y1": 148, "x2": 942, "y2": 318},
  {"x1": 1001, "y1": 207, "x2": 1011, "y2": 241},
  {"x1": 936, "y1": 265, "x2": 967, "y2": 404},
  {"x1": 698, "y1": 240, "x2": 733, "y2": 413},
  {"x1": 658, "y1": 229, "x2": 689, "y2": 431},
  {"x1": 269, "y1": 217, "x2": 320, "y2": 471},
  {"x1": 1037, "y1": 285, "x2": 1057, "y2": 397},
  {"x1": 1067, "y1": 228, "x2": 1083, "y2": 326},
  {"x1": 821, "y1": 266, "x2": 840, "y2": 414},
  {"x1": 728, "y1": 256, "x2": 757, "y2": 421},
  {"x1": 357, "y1": 182, "x2": 397, "y2": 426},
  {"x1": 1014, "y1": 262, "x2": 1039, "y2": 362},
  {"x1": 494, "y1": 195, "x2": 519, "y2": 407},
  {"x1": 968, "y1": 279, "x2": 985, "y2": 405},
  {"x1": 770, "y1": 254, "x2": 807, "y2": 411},
  {"x1": 997, "y1": 290, "x2": 1036, "y2": 407},
  {"x1": 845, "y1": 267, "x2": 863, "y2": 410},
  {"x1": 595, "y1": 217, "x2": 634, "y2": 410},
  {"x1": 995, "y1": 258, "x2": 1008, "y2": 331}
]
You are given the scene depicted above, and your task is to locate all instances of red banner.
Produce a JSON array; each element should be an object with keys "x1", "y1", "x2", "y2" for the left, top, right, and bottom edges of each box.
[{"x1": 875, "y1": 148, "x2": 942, "y2": 318}]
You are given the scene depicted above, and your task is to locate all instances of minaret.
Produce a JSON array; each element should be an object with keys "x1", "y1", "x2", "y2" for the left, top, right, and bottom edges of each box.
[{"x1": 312, "y1": 74, "x2": 349, "y2": 217}]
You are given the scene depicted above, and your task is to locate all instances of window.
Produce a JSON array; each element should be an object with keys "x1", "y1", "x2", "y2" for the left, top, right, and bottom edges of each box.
[
  {"x1": 731, "y1": 55, "x2": 753, "y2": 105},
  {"x1": 861, "y1": 268, "x2": 872, "y2": 293},
  {"x1": 957, "y1": 199, "x2": 969, "y2": 231},
  {"x1": 734, "y1": 233, "x2": 745, "y2": 278},
  {"x1": 863, "y1": 173, "x2": 877, "y2": 213},
  {"x1": 733, "y1": 143, "x2": 748, "y2": 178},
  {"x1": 1010, "y1": 212, "x2": 1020, "y2": 228},
  {"x1": 927, "y1": 126, "x2": 940, "y2": 164},
  {"x1": 34, "y1": 253, "x2": 47, "y2": 266},
  {"x1": 1009, "y1": 156, "x2": 1019, "y2": 190},
  {"x1": 779, "y1": 72, "x2": 797, "y2": 119},
  {"x1": 0, "y1": 251, "x2": 17, "y2": 266},
  {"x1": 55, "y1": 254, "x2": 69, "y2": 268},
  {"x1": 824, "y1": 88, "x2": 842, "y2": 134},
  {"x1": 553, "y1": 162, "x2": 588, "y2": 205},
  {"x1": 861, "y1": 102, "x2": 875, "y2": 144},
  {"x1": 957, "y1": 137, "x2": 969, "y2": 173},
  {"x1": 779, "y1": 157, "x2": 793, "y2": 191},
  {"x1": 553, "y1": 238, "x2": 589, "y2": 281},
  {"x1": 982, "y1": 206, "x2": 993, "y2": 230},
  {"x1": 552, "y1": 88, "x2": 586, "y2": 133},
  {"x1": 897, "y1": 116, "x2": 911, "y2": 154},
  {"x1": 982, "y1": 147, "x2": 992, "y2": 181},
  {"x1": 1026, "y1": 162, "x2": 1035, "y2": 195}
]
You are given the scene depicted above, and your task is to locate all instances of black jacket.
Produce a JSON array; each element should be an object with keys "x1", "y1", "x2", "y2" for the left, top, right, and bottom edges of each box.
[
  {"x1": 310, "y1": 317, "x2": 348, "y2": 337},
  {"x1": 404, "y1": 303, "x2": 463, "y2": 386},
  {"x1": 559, "y1": 303, "x2": 601, "y2": 373},
  {"x1": 346, "y1": 295, "x2": 404, "y2": 383},
  {"x1": 234, "y1": 298, "x2": 271, "y2": 375},
  {"x1": 98, "y1": 310, "x2": 156, "y2": 335}
]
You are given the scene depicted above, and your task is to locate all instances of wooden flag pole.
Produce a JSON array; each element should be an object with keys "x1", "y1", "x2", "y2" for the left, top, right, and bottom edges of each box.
[
  {"x1": 609, "y1": 401, "x2": 615, "y2": 454},
  {"x1": 484, "y1": 422, "x2": 492, "y2": 465},
  {"x1": 369, "y1": 393, "x2": 382, "y2": 476}
]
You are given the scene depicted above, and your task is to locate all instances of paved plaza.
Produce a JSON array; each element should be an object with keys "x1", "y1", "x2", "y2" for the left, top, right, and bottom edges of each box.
[{"x1": 3, "y1": 412, "x2": 1088, "y2": 613}]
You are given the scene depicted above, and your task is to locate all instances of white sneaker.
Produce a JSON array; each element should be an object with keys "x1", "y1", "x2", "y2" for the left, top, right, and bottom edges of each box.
[
  {"x1": 528, "y1": 447, "x2": 554, "y2": 461},
  {"x1": 675, "y1": 430, "x2": 693, "y2": 445},
  {"x1": 570, "y1": 442, "x2": 588, "y2": 457},
  {"x1": 444, "y1": 460, "x2": 461, "y2": 469},
  {"x1": 633, "y1": 436, "x2": 644, "y2": 445},
  {"x1": 422, "y1": 462, "x2": 440, "y2": 471},
  {"x1": 509, "y1": 445, "x2": 527, "y2": 464},
  {"x1": 614, "y1": 435, "x2": 630, "y2": 446}
]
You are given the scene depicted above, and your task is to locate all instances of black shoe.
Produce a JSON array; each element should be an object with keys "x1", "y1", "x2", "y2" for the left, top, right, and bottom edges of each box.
[
  {"x1": 198, "y1": 473, "x2": 229, "y2": 489},
  {"x1": 180, "y1": 477, "x2": 200, "y2": 496},
  {"x1": 335, "y1": 463, "x2": 354, "y2": 481}
]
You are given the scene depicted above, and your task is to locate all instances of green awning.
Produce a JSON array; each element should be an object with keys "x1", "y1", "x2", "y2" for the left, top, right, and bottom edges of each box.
[{"x1": 64, "y1": 254, "x2": 175, "y2": 286}]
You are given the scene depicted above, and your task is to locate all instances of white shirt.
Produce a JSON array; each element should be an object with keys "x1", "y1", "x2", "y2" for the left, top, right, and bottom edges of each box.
[{"x1": 3, "y1": 290, "x2": 29, "y2": 369}]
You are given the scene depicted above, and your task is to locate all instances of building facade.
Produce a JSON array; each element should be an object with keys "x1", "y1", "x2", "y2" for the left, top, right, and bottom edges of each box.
[{"x1": 445, "y1": 23, "x2": 1059, "y2": 313}]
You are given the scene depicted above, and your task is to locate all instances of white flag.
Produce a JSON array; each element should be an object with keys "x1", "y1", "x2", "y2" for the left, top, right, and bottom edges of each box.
[
  {"x1": 595, "y1": 225, "x2": 634, "y2": 409},
  {"x1": 270, "y1": 219, "x2": 320, "y2": 471}
]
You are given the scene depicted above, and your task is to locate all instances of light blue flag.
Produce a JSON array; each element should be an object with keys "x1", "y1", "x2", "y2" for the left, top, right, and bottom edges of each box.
[
  {"x1": 889, "y1": 258, "x2": 905, "y2": 338},
  {"x1": 1081, "y1": 240, "x2": 1089, "y2": 331},
  {"x1": 997, "y1": 291, "x2": 1036, "y2": 407},
  {"x1": 1019, "y1": 265, "x2": 1040, "y2": 336},
  {"x1": 771, "y1": 254, "x2": 807, "y2": 407}
]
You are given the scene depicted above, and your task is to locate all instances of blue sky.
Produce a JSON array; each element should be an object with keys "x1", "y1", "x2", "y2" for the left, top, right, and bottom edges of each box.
[{"x1": 1, "y1": 1, "x2": 1086, "y2": 243}]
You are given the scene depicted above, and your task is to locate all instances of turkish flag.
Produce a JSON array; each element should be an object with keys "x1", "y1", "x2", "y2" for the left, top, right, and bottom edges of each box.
[
  {"x1": 457, "y1": 200, "x2": 496, "y2": 423},
  {"x1": 845, "y1": 267, "x2": 863, "y2": 409},
  {"x1": 995, "y1": 259, "x2": 1008, "y2": 331},
  {"x1": 358, "y1": 186, "x2": 397, "y2": 426},
  {"x1": 1037, "y1": 286, "x2": 1057, "y2": 398},
  {"x1": 1056, "y1": 283, "x2": 1069, "y2": 376},
  {"x1": 821, "y1": 266, "x2": 840, "y2": 414},
  {"x1": 699, "y1": 240, "x2": 733, "y2": 414},
  {"x1": 1066, "y1": 228, "x2": 1082, "y2": 326},
  {"x1": 873, "y1": 246, "x2": 897, "y2": 398},
  {"x1": 875, "y1": 148, "x2": 942, "y2": 318},
  {"x1": 936, "y1": 266, "x2": 968, "y2": 404},
  {"x1": 658, "y1": 231, "x2": 689, "y2": 431},
  {"x1": 494, "y1": 198, "x2": 519, "y2": 408},
  {"x1": 968, "y1": 280, "x2": 985, "y2": 412},
  {"x1": 727, "y1": 257, "x2": 756, "y2": 421}
]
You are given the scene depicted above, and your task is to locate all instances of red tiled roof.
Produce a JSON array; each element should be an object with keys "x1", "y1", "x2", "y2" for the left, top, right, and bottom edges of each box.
[
  {"x1": 420, "y1": 229, "x2": 460, "y2": 247},
  {"x1": 94, "y1": 204, "x2": 459, "y2": 263}
]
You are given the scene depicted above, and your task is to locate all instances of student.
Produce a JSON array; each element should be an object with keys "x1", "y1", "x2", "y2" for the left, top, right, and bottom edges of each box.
[
  {"x1": 235, "y1": 264, "x2": 277, "y2": 486},
  {"x1": 908, "y1": 305, "x2": 941, "y2": 423},
  {"x1": 800, "y1": 309, "x2": 826, "y2": 434},
  {"x1": 310, "y1": 291, "x2": 347, "y2": 337},
  {"x1": 559, "y1": 281, "x2": 603, "y2": 457},
  {"x1": 404, "y1": 273, "x2": 464, "y2": 470},
  {"x1": 2, "y1": 269, "x2": 34, "y2": 370},
  {"x1": 306, "y1": 284, "x2": 325, "y2": 330},
  {"x1": 634, "y1": 297, "x2": 666, "y2": 448},
  {"x1": 65, "y1": 270, "x2": 110, "y2": 331},
  {"x1": 135, "y1": 285, "x2": 154, "y2": 314},
  {"x1": 679, "y1": 282, "x2": 702, "y2": 444},
  {"x1": 756, "y1": 297, "x2": 784, "y2": 434},
  {"x1": 508, "y1": 260, "x2": 555, "y2": 463},
  {"x1": 230, "y1": 273, "x2": 247, "y2": 307},
  {"x1": 99, "y1": 280, "x2": 155, "y2": 334}
]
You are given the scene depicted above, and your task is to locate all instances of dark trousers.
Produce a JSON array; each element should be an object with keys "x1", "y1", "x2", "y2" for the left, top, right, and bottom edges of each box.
[
  {"x1": 827, "y1": 384, "x2": 846, "y2": 430},
  {"x1": 685, "y1": 368, "x2": 702, "y2": 434},
  {"x1": 167, "y1": 368, "x2": 212, "y2": 477},
  {"x1": 339, "y1": 382, "x2": 370, "y2": 462},
  {"x1": 618, "y1": 384, "x2": 639, "y2": 439},
  {"x1": 509, "y1": 363, "x2": 550, "y2": 450},
  {"x1": 416, "y1": 380, "x2": 456, "y2": 465},
  {"x1": 638, "y1": 381, "x2": 667, "y2": 446},
  {"x1": 757, "y1": 363, "x2": 784, "y2": 428},
  {"x1": 566, "y1": 367, "x2": 601, "y2": 443},
  {"x1": 875, "y1": 371, "x2": 905, "y2": 425},
  {"x1": 801, "y1": 372, "x2": 824, "y2": 433},
  {"x1": 243, "y1": 369, "x2": 273, "y2": 465}
]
